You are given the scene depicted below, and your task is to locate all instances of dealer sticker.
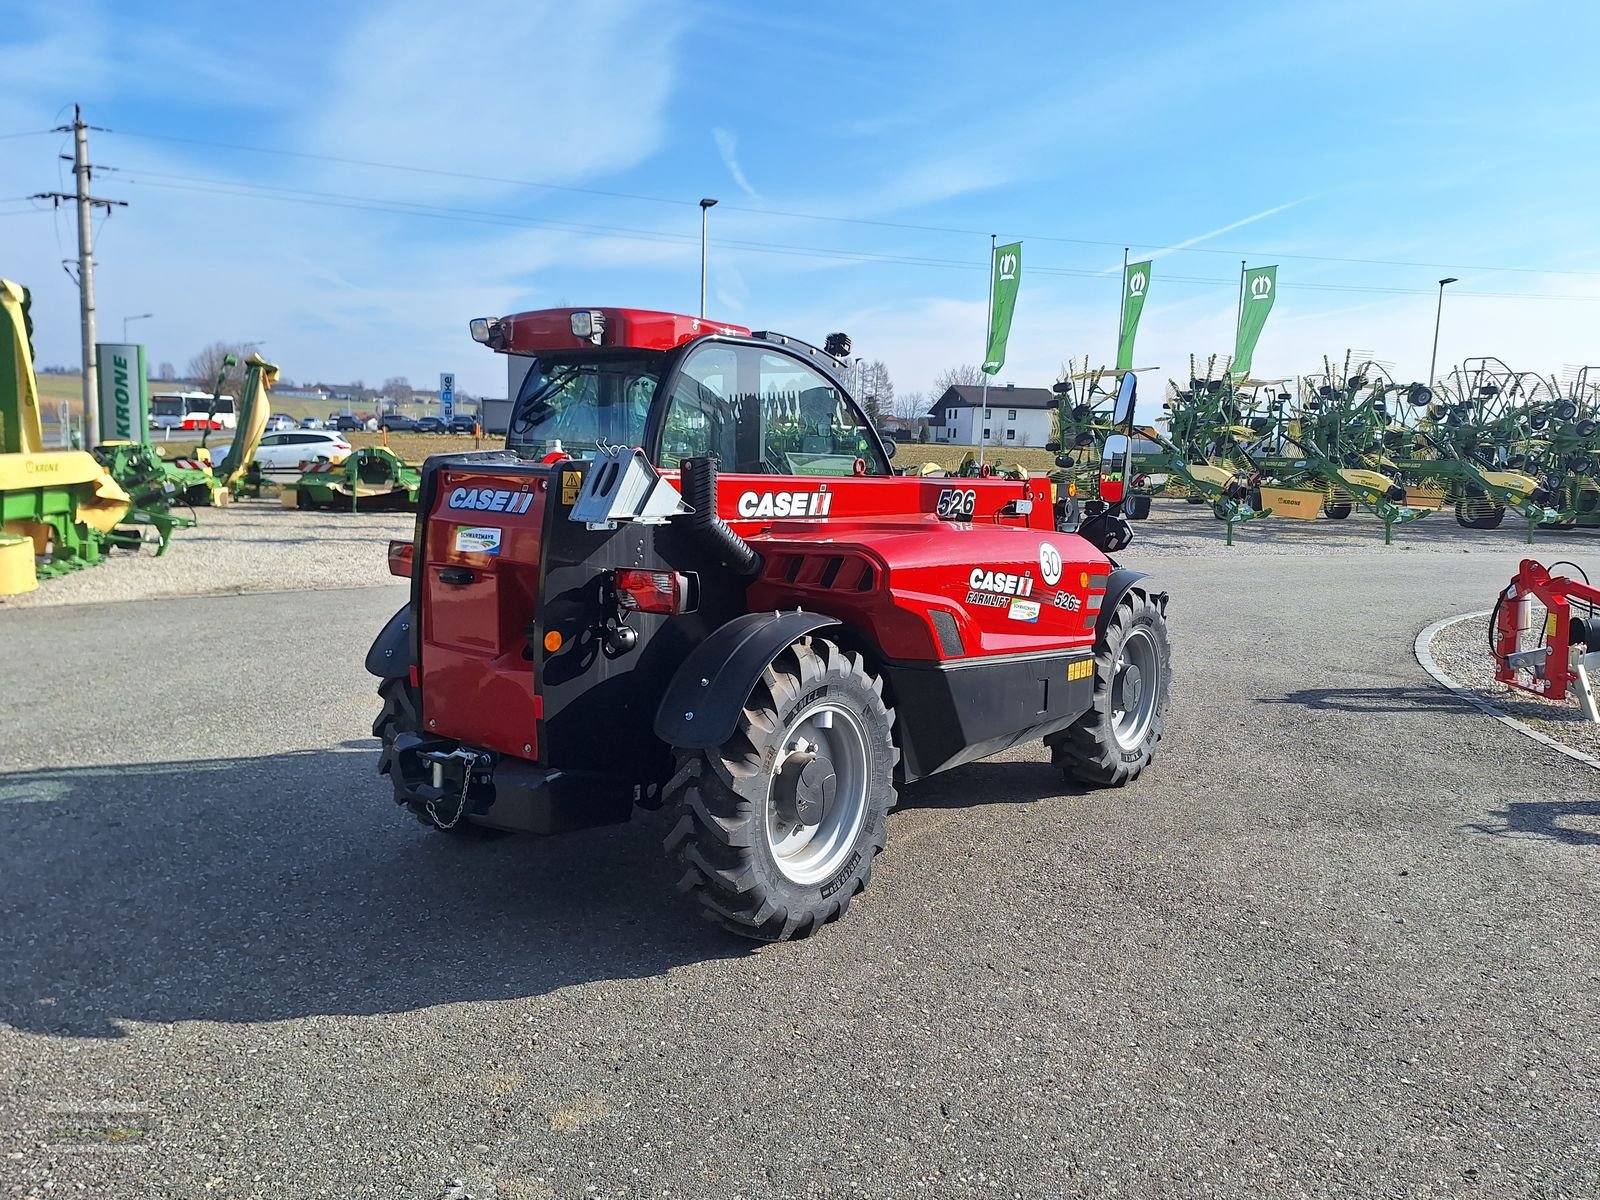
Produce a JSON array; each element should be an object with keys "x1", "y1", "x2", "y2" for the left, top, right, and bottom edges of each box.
[
  {"x1": 1008, "y1": 598, "x2": 1041, "y2": 622},
  {"x1": 453, "y1": 526, "x2": 502, "y2": 556}
]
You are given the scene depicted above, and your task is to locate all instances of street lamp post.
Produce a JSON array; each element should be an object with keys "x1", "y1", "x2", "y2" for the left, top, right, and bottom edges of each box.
[
  {"x1": 123, "y1": 312, "x2": 153, "y2": 341},
  {"x1": 698, "y1": 198, "x2": 718, "y2": 319},
  {"x1": 1428, "y1": 277, "x2": 1459, "y2": 390}
]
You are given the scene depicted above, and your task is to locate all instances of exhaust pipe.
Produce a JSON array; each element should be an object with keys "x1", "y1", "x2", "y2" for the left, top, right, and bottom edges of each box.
[{"x1": 679, "y1": 457, "x2": 761, "y2": 578}]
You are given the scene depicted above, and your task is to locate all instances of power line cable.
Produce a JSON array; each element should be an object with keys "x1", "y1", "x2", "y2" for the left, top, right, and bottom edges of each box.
[
  {"x1": 110, "y1": 171, "x2": 1600, "y2": 302},
  {"x1": 102, "y1": 125, "x2": 1600, "y2": 279}
]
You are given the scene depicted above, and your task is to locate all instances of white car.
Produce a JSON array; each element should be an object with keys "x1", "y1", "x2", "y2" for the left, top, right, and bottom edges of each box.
[{"x1": 210, "y1": 430, "x2": 352, "y2": 475}]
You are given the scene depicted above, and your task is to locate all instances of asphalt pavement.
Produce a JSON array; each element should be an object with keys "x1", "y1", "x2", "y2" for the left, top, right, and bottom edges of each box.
[{"x1": 2, "y1": 537, "x2": 1597, "y2": 1199}]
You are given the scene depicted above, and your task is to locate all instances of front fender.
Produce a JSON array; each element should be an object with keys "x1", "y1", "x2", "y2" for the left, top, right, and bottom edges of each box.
[
  {"x1": 654, "y1": 611, "x2": 841, "y2": 750},
  {"x1": 1095, "y1": 569, "x2": 1156, "y2": 640},
  {"x1": 365, "y1": 605, "x2": 414, "y2": 678}
]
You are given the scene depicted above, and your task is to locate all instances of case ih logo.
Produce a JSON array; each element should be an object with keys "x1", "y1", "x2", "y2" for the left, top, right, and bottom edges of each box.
[
  {"x1": 968, "y1": 567, "x2": 1034, "y2": 597},
  {"x1": 447, "y1": 486, "x2": 535, "y2": 514},
  {"x1": 736, "y1": 490, "x2": 833, "y2": 518},
  {"x1": 1251, "y1": 275, "x2": 1273, "y2": 300}
]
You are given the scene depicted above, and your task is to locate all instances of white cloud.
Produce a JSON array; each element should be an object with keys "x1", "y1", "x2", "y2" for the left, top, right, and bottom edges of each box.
[
  {"x1": 304, "y1": 0, "x2": 687, "y2": 203},
  {"x1": 712, "y1": 128, "x2": 759, "y2": 200}
]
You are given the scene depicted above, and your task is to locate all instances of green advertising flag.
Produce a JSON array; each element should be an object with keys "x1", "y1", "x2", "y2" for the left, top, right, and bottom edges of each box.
[
  {"x1": 1232, "y1": 265, "x2": 1278, "y2": 377},
  {"x1": 982, "y1": 241, "x2": 1022, "y2": 375},
  {"x1": 1115, "y1": 260, "x2": 1152, "y2": 371}
]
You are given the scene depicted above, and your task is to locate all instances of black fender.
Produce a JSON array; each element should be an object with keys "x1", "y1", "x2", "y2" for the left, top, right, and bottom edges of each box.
[
  {"x1": 365, "y1": 605, "x2": 415, "y2": 678},
  {"x1": 1094, "y1": 569, "x2": 1159, "y2": 640},
  {"x1": 654, "y1": 611, "x2": 841, "y2": 750}
]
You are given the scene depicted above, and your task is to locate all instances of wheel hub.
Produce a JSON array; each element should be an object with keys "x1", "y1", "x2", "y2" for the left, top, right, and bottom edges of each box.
[
  {"x1": 1115, "y1": 663, "x2": 1143, "y2": 713},
  {"x1": 774, "y1": 747, "x2": 837, "y2": 828}
]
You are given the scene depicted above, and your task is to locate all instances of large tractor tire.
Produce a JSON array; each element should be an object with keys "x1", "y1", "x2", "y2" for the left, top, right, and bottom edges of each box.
[
  {"x1": 373, "y1": 676, "x2": 489, "y2": 835},
  {"x1": 664, "y1": 636, "x2": 898, "y2": 941},
  {"x1": 1455, "y1": 493, "x2": 1506, "y2": 530},
  {"x1": 1047, "y1": 586, "x2": 1170, "y2": 787}
]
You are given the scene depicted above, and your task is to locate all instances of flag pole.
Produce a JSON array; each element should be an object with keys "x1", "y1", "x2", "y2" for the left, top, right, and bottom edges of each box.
[
  {"x1": 1233, "y1": 259, "x2": 1246, "y2": 378},
  {"x1": 1116, "y1": 246, "x2": 1129, "y2": 374},
  {"x1": 979, "y1": 233, "x2": 995, "y2": 468}
]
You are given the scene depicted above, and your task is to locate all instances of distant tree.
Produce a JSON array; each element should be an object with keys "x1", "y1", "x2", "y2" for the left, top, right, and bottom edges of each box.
[
  {"x1": 155, "y1": 361, "x2": 175, "y2": 381},
  {"x1": 383, "y1": 375, "x2": 414, "y2": 402},
  {"x1": 893, "y1": 390, "x2": 927, "y2": 419},
  {"x1": 186, "y1": 342, "x2": 249, "y2": 392},
  {"x1": 931, "y1": 364, "x2": 984, "y2": 397}
]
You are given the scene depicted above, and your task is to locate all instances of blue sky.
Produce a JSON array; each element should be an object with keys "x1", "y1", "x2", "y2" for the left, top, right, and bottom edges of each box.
[{"x1": 2, "y1": 0, "x2": 1597, "y2": 402}]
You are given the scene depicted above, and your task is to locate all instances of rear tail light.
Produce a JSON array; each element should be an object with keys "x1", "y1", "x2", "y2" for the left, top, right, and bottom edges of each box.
[
  {"x1": 387, "y1": 539, "x2": 415, "y2": 577},
  {"x1": 614, "y1": 568, "x2": 695, "y2": 614}
]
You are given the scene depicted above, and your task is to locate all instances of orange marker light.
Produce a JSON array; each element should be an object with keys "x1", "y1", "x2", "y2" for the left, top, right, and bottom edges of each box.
[{"x1": 543, "y1": 630, "x2": 563, "y2": 652}]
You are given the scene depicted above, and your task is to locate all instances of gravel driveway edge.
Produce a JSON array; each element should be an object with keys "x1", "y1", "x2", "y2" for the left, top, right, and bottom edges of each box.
[{"x1": 1415, "y1": 611, "x2": 1600, "y2": 771}]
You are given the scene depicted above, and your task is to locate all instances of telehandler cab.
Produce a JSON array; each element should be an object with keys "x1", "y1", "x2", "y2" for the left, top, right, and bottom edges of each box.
[{"x1": 367, "y1": 308, "x2": 1171, "y2": 940}]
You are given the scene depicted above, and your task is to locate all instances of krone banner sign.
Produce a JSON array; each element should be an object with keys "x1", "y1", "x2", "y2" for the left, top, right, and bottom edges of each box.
[
  {"x1": 1116, "y1": 260, "x2": 1152, "y2": 371},
  {"x1": 983, "y1": 242, "x2": 1023, "y2": 375},
  {"x1": 96, "y1": 342, "x2": 149, "y2": 442},
  {"x1": 1232, "y1": 266, "x2": 1278, "y2": 378}
]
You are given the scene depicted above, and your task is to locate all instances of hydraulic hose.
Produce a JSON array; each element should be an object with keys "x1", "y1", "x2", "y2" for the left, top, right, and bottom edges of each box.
[{"x1": 679, "y1": 456, "x2": 761, "y2": 578}]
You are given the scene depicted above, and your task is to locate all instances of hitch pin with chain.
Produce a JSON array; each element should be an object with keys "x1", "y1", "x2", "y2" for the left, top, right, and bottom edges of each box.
[{"x1": 425, "y1": 747, "x2": 486, "y2": 830}]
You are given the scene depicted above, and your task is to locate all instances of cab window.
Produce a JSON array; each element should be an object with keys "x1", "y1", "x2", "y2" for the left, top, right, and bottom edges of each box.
[{"x1": 660, "y1": 343, "x2": 888, "y2": 476}]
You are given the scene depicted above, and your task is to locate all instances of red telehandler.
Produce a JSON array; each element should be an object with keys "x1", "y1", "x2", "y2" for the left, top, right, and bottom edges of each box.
[{"x1": 368, "y1": 308, "x2": 1171, "y2": 939}]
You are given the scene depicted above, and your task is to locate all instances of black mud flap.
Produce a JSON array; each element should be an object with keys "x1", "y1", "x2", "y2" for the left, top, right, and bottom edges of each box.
[{"x1": 365, "y1": 605, "x2": 414, "y2": 678}]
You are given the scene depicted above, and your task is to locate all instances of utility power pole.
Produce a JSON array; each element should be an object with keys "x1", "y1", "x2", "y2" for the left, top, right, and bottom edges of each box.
[{"x1": 32, "y1": 105, "x2": 126, "y2": 447}]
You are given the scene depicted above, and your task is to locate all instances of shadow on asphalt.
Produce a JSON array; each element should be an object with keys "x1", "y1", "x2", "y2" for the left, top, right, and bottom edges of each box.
[
  {"x1": 0, "y1": 743, "x2": 750, "y2": 1039},
  {"x1": 897, "y1": 759, "x2": 1081, "y2": 808},
  {"x1": 1467, "y1": 797, "x2": 1600, "y2": 846},
  {"x1": 1257, "y1": 685, "x2": 1478, "y2": 713}
]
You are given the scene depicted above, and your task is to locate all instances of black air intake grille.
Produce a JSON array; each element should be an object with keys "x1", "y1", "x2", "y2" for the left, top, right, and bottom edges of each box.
[{"x1": 929, "y1": 609, "x2": 964, "y2": 657}]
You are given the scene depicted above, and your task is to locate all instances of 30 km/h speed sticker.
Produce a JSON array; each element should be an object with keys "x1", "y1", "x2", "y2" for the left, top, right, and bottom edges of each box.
[{"x1": 1038, "y1": 541, "x2": 1063, "y2": 586}]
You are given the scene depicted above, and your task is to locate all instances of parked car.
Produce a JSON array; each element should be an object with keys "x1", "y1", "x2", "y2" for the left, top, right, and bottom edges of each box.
[
  {"x1": 414, "y1": 416, "x2": 448, "y2": 434},
  {"x1": 210, "y1": 430, "x2": 352, "y2": 475},
  {"x1": 331, "y1": 414, "x2": 366, "y2": 432},
  {"x1": 448, "y1": 415, "x2": 480, "y2": 434},
  {"x1": 299, "y1": 416, "x2": 325, "y2": 430},
  {"x1": 378, "y1": 414, "x2": 419, "y2": 432},
  {"x1": 264, "y1": 414, "x2": 297, "y2": 432}
]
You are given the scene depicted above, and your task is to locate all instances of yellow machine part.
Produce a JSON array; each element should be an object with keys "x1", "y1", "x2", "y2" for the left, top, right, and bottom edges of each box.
[
  {"x1": 0, "y1": 451, "x2": 132, "y2": 536},
  {"x1": 1481, "y1": 469, "x2": 1538, "y2": 496},
  {"x1": 1185, "y1": 463, "x2": 1237, "y2": 489},
  {"x1": 1338, "y1": 467, "x2": 1396, "y2": 494},
  {"x1": 0, "y1": 279, "x2": 44, "y2": 454},
  {"x1": 211, "y1": 355, "x2": 278, "y2": 492},
  {"x1": 0, "y1": 533, "x2": 36, "y2": 594}
]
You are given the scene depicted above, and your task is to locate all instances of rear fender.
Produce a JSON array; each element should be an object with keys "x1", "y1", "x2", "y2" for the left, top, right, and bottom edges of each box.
[
  {"x1": 365, "y1": 604, "x2": 414, "y2": 678},
  {"x1": 654, "y1": 611, "x2": 841, "y2": 750}
]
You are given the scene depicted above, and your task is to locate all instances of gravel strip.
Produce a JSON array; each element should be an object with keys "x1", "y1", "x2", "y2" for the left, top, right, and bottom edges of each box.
[
  {"x1": 1427, "y1": 607, "x2": 1600, "y2": 761},
  {"x1": 0, "y1": 500, "x2": 411, "y2": 609}
]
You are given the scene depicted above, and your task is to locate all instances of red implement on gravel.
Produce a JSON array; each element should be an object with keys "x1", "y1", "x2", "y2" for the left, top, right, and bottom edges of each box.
[{"x1": 368, "y1": 308, "x2": 1171, "y2": 940}]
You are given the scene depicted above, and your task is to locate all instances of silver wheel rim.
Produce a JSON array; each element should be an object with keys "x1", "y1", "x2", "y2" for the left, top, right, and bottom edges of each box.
[
  {"x1": 1111, "y1": 627, "x2": 1160, "y2": 751},
  {"x1": 764, "y1": 700, "x2": 869, "y2": 886}
]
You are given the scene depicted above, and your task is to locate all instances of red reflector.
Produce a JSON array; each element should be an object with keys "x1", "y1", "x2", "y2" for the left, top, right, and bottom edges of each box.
[
  {"x1": 387, "y1": 539, "x2": 414, "y2": 577},
  {"x1": 615, "y1": 568, "x2": 687, "y2": 614}
]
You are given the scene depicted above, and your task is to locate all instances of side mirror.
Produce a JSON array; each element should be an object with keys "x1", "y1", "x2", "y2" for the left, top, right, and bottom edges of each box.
[
  {"x1": 1099, "y1": 433, "x2": 1132, "y2": 504},
  {"x1": 1112, "y1": 371, "x2": 1137, "y2": 428}
]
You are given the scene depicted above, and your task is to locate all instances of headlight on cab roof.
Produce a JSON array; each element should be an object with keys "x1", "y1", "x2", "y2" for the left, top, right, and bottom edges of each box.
[
  {"x1": 469, "y1": 316, "x2": 499, "y2": 345},
  {"x1": 570, "y1": 310, "x2": 605, "y2": 344}
]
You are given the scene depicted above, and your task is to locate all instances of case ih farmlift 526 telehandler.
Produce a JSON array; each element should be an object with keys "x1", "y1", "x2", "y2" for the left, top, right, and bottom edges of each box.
[{"x1": 367, "y1": 308, "x2": 1171, "y2": 940}]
